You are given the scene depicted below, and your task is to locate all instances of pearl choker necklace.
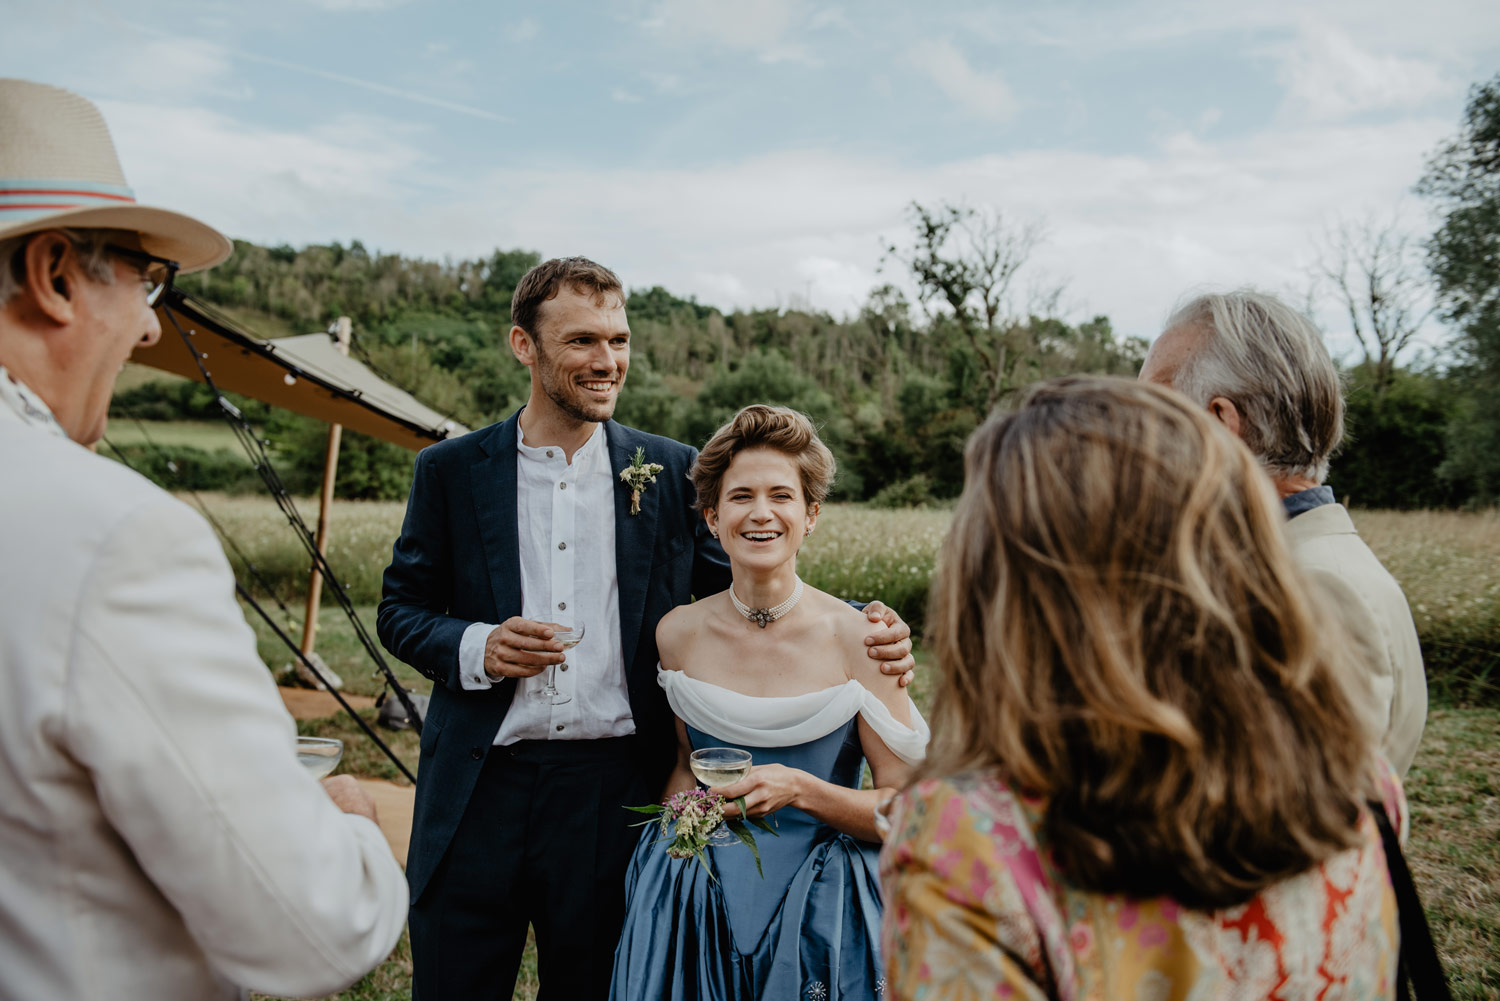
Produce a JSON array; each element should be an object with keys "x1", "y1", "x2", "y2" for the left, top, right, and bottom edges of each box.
[{"x1": 730, "y1": 577, "x2": 805, "y2": 628}]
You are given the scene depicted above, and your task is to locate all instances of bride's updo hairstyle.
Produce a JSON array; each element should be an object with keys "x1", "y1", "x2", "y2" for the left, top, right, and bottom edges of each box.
[
  {"x1": 692, "y1": 405, "x2": 835, "y2": 513},
  {"x1": 923, "y1": 376, "x2": 1373, "y2": 910}
]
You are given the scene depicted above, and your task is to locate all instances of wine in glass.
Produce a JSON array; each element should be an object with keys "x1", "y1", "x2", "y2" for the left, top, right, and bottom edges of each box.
[
  {"x1": 689, "y1": 747, "x2": 753, "y2": 846},
  {"x1": 296, "y1": 736, "x2": 343, "y2": 779},
  {"x1": 534, "y1": 622, "x2": 584, "y2": 705}
]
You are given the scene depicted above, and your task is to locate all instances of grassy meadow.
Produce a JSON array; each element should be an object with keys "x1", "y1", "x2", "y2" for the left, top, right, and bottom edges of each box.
[
  {"x1": 103, "y1": 418, "x2": 248, "y2": 454},
  {"x1": 223, "y1": 497, "x2": 1498, "y2": 1000}
]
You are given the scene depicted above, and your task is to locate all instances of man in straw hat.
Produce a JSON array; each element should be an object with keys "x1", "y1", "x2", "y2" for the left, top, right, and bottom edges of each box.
[{"x1": 0, "y1": 79, "x2": 407, "y2": 999}]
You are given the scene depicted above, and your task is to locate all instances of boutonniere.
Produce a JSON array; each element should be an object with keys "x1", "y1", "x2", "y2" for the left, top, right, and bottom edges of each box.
[{"x1": 619, "y1": 446, "x2": 665, "y2": 516}]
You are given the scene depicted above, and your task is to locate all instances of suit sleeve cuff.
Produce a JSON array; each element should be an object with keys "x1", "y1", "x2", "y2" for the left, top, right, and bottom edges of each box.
[{"x1": 459, "y1": 622, "x2": 499, "y2": 690}]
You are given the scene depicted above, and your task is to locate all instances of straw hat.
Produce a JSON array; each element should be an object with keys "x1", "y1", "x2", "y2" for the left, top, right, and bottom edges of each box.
[{"x1": 0, "y1": 79, "x2": 231, "y2": 273}]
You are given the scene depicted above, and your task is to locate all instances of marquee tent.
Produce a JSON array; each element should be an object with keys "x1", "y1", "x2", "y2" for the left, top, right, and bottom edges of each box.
[{"x1": 131, "y1": 291, "x2": 467, "y2": 449}]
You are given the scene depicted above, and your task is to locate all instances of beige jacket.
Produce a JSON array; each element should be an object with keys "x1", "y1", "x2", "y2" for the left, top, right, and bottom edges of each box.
[
  {"x1": 0, "y1": 395, "x2": 407, "y2": 1000},
  {"x1": 1287, "y1": 503, "x2": 1428, "y2": 775}
]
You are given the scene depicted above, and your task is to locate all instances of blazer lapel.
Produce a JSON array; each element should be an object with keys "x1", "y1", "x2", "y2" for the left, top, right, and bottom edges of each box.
[
  {"x1": 607, "y1": 421, "x2": 659, "y2": 674},
  {"x1": 470, "y1": 412, "x2": 522, "y2": 621}
]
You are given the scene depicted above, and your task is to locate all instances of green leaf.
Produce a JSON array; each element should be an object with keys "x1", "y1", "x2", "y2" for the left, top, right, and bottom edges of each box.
[
  {"x1": 694, "y1": 850, "x2": 718, "y2": 884},
  {"x1": 623, "y1": 804, "x2": 665, "y2": 815},
  {"x1": 750, "y1": 815, "x2": 780, "y2": 837},
  {"x1": 725, "y1": 819, "x2": 765, "y2": 879}
]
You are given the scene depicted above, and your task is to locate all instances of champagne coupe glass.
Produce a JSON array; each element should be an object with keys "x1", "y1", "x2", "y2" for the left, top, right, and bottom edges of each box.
[
  {"x1": 296, "y1": 736, "x2": 343, "y2": 779},
  {"x1": 534, "y1": 622, "x2": 584, "y2": 705},
  {"x1": 690, "y1": 747, "x2": 753, "y2": 846}
]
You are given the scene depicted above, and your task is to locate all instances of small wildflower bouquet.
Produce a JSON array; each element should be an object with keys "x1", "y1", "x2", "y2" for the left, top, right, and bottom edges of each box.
[
  {"x1": 625, "y1": 788, "x2": 778, "y2": 880},
  {"x1": 619, "y1": 446, "x2": 665, "y2": 516}
]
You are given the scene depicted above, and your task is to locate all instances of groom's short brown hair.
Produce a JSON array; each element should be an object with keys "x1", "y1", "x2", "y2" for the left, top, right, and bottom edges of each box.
[{"x1": 510, "y1": 256, "x2": 624, "y2": 340}]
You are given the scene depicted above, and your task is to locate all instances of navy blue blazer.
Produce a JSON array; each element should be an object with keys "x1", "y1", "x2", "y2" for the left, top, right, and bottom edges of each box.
[{"x1": 377, "y1": 412, "x2": 730, "y2": 901}]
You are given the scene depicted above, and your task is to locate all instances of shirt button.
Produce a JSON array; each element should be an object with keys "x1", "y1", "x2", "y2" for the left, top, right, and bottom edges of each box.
[
  {"x1": 559, "y1": 481, "x2": 567, "y2": 491},
  {"x1": 560, "y1": 663, "x2": 569, "y2": 671},
  {"x1": 546, "y1": 450, "x2": 554, "y2": 458},
  {"x1": 557, "y1": 601, "x2": 567, "y2": 610},
  {"x1": 469, "y1": 747, "x2": 483, "y2": 760},
  {"x1": 556, "y1": 724, "x2": 565, "y2": 732},
  {"x1": 558, "y1": 541, "x2": 567, "y2": 550}
]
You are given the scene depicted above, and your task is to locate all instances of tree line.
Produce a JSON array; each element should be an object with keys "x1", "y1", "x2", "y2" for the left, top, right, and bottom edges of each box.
[{"x1": 116, "y1": 73, "x2": 1500, "y2": 509}]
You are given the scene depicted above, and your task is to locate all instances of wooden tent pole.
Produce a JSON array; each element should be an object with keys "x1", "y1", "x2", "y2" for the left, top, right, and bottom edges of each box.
[{"x1": 300, "y1": 316, "x2": 352, "y2": 657}]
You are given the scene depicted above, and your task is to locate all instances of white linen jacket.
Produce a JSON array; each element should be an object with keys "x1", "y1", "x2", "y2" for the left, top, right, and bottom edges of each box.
[
  {"x1": 1288, "y1": 502, "x2": 1428, "y2": 775},
  {"x1": 0, "y1": 396, "x2": 407, "y2": 1000}
]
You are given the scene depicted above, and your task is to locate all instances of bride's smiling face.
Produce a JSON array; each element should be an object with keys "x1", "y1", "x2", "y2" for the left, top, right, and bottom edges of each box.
[{"x1": 704, "y1": 447, "x2": 819, "y2": 570}]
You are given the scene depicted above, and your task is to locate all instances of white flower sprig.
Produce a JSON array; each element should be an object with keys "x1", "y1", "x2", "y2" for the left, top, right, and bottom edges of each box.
[{"x1": 619, "y1": 446, "x2": 665, "y2": 516}]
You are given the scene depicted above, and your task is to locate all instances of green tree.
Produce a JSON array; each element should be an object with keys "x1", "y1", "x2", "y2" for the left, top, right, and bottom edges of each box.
[
  {"x1": 1328, "y1": 364, "x2": 1467, "y2": 509},
  {"x1": 1314, "y1": 214, "x2": 1434, "y2": 396},
  {"x1": 883, "y1": 201, "x2": 1051, "y2": 407},
  {"x1": 1417, "y1": 73, "x2": 1500, "y2": 501},
  {"x1": 265, "y1": 412, "x2": 414, "y2": 501},
  {"x1": 681, "y1": 351, "x2": 858, "y2": 494}
]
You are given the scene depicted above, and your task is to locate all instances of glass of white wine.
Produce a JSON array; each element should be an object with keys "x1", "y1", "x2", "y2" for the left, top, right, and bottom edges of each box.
[
  {"x1": 296, "y1": 736, "x2": 343, "y2": 779},
  {"x1": 690, "y1": 747, "x2": 753, "y2": 846},
  {"x1": 534, "y1": 622, "x2": 584, "y2": 705}
]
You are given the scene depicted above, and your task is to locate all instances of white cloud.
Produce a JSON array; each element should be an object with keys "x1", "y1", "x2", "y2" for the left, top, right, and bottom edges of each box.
[
  {"x1": 1275, "y1": 20, "x2": 1453, "y2": 121},
  {"x1": 96, "y1": 99, "x2": 435, "y2": 245},
  {"x1": 510, "y1": 18, "x2": 540, "y2": 42},
  {"x1": 643, "y1": 0, "x2": 818, "y2": 64},
  {"x1": 643, "y1": 71, "x2": 687, "y2": 96},
  {"x1": 795, "y1": 256, "x2": 879, "y2": 313},
  {"x1": 690, "y1": 271, "x2": 752, "y2": 307},
  {"x1": 294, "y1": 0, "x2": 412, "y2": 10},
  {"x1": 612, "y1": 88, "x2": 644, "y2": 103},
  {"x1": 908, "y1": 39, "x2": 1018, "y2": 123},
  {"x1": 987, "y1": 0, "x2": 1500, "y2": 62},
  {"x1": 110, "y1": 37, "x2": 247, "y2": 99},
  {"x1": 89, "y1": 79, "x2": 1450, "y2": 354}
]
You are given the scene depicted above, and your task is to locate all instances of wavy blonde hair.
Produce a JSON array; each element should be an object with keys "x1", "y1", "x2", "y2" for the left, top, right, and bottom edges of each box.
[{"x1": 923, "y1": 376, "x2": 1373, "y2": 909}]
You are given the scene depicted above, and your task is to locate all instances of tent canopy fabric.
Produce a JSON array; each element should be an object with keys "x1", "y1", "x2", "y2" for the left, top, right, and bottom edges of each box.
[{"x1": 130, "y1": 290, "x2": 467, "y2": 450}]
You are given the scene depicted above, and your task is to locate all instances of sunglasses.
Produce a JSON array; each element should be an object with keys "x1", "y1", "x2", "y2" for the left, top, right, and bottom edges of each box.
[{"x1": 105, "y1": 243, "x2": 179, "y2": 308}]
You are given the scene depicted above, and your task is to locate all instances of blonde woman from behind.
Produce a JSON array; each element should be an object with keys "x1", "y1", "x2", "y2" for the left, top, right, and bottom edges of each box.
[{"x1": 880, "y1": 376, "x2": 1404, "y2": 1001}]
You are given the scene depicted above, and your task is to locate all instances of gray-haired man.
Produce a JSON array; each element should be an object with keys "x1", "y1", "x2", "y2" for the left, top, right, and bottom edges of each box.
[
  {"x1": 1139, "y1": 289, "x2": 1427, "y2": 774},
  {"x1": 0, "y1": 78, "x2": 407, "y2": 999}
]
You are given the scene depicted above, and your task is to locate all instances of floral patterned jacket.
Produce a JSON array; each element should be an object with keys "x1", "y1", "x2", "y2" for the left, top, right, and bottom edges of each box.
[{"x1": 879, "y1": 763, "x2": 1405, "y2": 1000}]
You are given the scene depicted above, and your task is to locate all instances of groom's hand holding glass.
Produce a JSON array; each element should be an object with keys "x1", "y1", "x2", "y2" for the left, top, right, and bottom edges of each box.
[{"x1": 482, "y1": 617, "x2": 570, "y2": 680}]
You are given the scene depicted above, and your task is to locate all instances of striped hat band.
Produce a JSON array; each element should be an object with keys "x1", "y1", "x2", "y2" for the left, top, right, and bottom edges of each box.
[{"x1": 0, "y1": 178, "x2": 137, "y2": 224}]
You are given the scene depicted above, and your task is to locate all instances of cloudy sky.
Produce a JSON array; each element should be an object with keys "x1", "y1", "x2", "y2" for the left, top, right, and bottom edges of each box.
[{"x1": 6, "y1": 0, "x2": 1496, "y2": 354}]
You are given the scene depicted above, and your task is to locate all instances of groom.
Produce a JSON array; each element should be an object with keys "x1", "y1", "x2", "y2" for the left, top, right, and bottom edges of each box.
[{"x1": 378, "y1": 257, "x2": 914, "y2": 999}]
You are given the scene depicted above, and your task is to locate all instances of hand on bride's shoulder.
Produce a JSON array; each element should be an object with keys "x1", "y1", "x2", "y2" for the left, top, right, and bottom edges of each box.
[{"x1": 837, "y1": 606, "x2": 910, "y2": 719}]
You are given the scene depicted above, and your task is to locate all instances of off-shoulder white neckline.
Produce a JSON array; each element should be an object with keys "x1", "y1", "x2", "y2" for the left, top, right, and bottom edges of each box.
[{"x1": 657, "y1": 666, "x2": 929, "y2": 765}]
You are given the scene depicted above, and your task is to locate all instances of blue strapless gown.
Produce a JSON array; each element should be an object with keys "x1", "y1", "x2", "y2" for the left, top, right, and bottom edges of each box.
[{"x1": 608, "y1": 718, "x2": 885, "y2": 1000}]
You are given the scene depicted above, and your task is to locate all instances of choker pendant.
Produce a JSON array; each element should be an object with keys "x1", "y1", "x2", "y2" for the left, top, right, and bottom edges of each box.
[{"x1": 730, "y1": 576, "x2": 805, "y2": 628}]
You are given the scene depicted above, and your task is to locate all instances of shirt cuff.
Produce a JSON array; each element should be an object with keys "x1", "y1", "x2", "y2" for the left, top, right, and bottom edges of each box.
[{"x1": 459, "y1": 621, "x2": 500, "y2": 690}]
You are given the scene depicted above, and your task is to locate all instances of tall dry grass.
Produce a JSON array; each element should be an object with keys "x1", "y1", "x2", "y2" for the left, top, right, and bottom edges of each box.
[
  {"x1": 1353, "y1": 509, "x2": 1500, "y2": 702},
  {"x1": 202, "y1": 494, "x2": 1499, "y2": 702}
]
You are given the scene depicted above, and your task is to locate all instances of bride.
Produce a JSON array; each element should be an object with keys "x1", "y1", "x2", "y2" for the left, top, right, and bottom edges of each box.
[{"x1": 608, "y1": 404, "x2": 928, "y2": 1001}]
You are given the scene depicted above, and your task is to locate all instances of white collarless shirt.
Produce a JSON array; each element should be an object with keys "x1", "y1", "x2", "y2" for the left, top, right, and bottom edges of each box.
[{"x1": 458, "y1": 422, "x2": 633, "y2": 743}]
